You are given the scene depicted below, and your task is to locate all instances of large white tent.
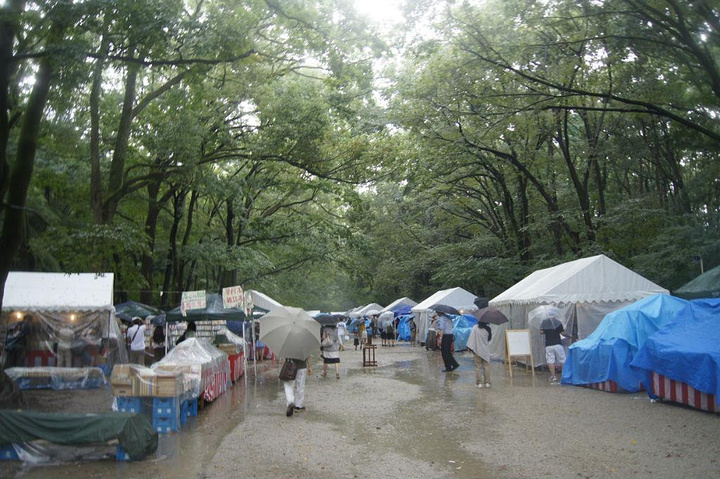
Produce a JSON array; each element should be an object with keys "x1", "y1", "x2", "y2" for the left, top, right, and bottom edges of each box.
[
  {"x1": 380, "y1": 297, "x2": 417, "y2": 314},
  {"x1": 489, "y1": 254, "x2": 668, "y2": 366},
  {"x1": 249, "y1": 290, "x2": 283, "y2": 313},
  {"x1": 412, "y1": 287, "x2": 478, "y2": 346}
]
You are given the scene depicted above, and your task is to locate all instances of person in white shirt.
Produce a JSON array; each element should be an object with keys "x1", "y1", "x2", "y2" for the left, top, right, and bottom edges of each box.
[{"x1": 126, "y1": 317, "x2": 147, "y2": 365}]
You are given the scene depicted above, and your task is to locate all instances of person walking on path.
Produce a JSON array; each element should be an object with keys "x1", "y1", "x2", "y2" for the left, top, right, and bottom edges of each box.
[
  {"x1": 126, "y1": 317, "x2": 147, "y2": 365},
  {"x1": 358, "y1": 318, "x2": 367, "y2": 348},
  {"x1": 437, "y1": 313, "x2": 460, "y2": 372},
  {"x1": 467, "y1": 322, "x2": 492, "y2": 388},
  {"x1": 540, "y1": 321, "x2": 566, "y2": 382},
  {"x1": 320, "y1": 327, "x2": 341, "y2": 379},
  {"x1": 284, "y1": 356, "x2": 312, "y2": 416},
  {"x1": 409, "y1": 319, "x2": 417, "y2": 345}
]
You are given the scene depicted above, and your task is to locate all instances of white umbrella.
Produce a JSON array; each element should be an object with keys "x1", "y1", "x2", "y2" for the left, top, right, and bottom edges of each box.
[{"x1": 259, "y1": 306, "x2": 321, "y2": 360}]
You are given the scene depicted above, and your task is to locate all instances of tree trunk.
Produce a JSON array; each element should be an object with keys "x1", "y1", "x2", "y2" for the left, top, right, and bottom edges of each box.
[
  {"x1": 161, "y1": 190, "x2": 186, "y2": 309},
  {"x1": 90, "y1": 26, "x2": 110, "y2": 225}
]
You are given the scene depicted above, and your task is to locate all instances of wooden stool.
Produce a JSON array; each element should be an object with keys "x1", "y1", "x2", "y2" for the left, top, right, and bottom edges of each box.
[{"x1": 362, "y1": 344, "x2": 377, "y2": 367}]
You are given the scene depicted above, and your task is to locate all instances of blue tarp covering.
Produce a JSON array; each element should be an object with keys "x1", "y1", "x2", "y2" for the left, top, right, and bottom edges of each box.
[
  {"x1": 396, "y1": 315, "x2": 413, "y2": 341},
  {"x1": 393, "y1": 305, "x2": 413, "y2": 316},
  {"x1": 630, "y1": 298, "x2": 720, "y2": 404},
  {"x1": 561, "y1": 294, "x2": 688, "y2": 392},
  {"x1": 453, "y1": 315, "x2": 478, "y2": 351}
]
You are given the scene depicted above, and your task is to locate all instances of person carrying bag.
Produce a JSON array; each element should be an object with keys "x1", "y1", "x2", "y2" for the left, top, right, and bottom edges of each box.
[{"x1": 280, "y1": 357, "x2": 311, "y2": 417}]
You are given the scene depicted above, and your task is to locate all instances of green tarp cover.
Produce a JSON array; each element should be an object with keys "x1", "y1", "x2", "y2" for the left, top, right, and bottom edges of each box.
[
  {"x1": 674, "y1": 265, "x2": 720, "y2": 300},
  {"x1": 0, "y1": 410, "x2": 157, "y2": 460}
]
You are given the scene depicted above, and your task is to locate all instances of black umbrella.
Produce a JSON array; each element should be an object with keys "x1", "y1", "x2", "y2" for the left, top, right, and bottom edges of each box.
[
  {"x1": 430, "y1": 304, "x2": 461, "y2": 316},
  {"x1": 469, "y1": 307, "x2": 509, "y2": 325},
  {"x1": 474, "y1": 297, "x2": 489, "y2": 309},
  {"x1": 315, "y1": 313, "x2": 341, "y2": 326}
]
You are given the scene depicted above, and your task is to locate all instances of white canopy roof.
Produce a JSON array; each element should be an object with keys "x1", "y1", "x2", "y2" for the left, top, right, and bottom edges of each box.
[
  {"x1": 349, "y1": 303, "x2": 384, "y2": 318},
  {"x1": 489, "y1": 254, "x2": 668, "y2": 306},
  {"x1": 2, "y1": 272, "x2": 114, "y2": 311},
  {"x1": 412, "y1": 287, "x2": 478, "y2": 313},
  {"x1": 380, "y1": 297, "x2": 418, "y2": 313},
  {"x1": 250, "y1": 290, "x2": 283, "y2": 312}
]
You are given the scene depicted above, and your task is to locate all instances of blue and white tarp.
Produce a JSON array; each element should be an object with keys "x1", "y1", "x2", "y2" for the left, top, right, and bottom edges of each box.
[
  {"x1": 630, "y1": 298, "x2": 720, "y2": 404},
  {"x1": 561, "y1": 294, "x2": 688, "y2": 392}
]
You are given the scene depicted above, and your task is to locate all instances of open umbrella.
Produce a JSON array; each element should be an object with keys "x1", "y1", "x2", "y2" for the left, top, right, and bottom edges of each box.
[
  {"x1": 528, "y1": 305, "x2": 563, "y2": 330},
  {"x1": 315, "y1": 313, "x2": 340, "y2": 326},
  {"x1": 430, "y1": 304, "x2": 461, "y2": 316},
  {"x1": 469, "y1": 307, "x2": 509, "y2": 325},
  {"x1": 260, "y1": 306, "x2": 321, "y2": 359}
]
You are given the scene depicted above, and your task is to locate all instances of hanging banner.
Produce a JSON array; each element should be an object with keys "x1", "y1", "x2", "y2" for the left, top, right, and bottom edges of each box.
[
  {"x1": 244, "y1": 291, "x2": 254, "y2": 316},
  {"x1": 222, "y1": 285, "x2": 245, "y2": 309},
  {"x1": 181, "y1": 290, "x2": 206, "y2": 317}
]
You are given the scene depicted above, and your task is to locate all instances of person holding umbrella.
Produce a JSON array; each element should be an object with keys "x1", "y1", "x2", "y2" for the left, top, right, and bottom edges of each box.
[
  {"x1": 539, "y1": 315, "x2": 566, "y2": 382},
  {"x1": 432, "y1": 305, "x2": 460, "y2": 372},
  {"x1": 467, "y1": 322, "x2": 492, "y2": 388}
]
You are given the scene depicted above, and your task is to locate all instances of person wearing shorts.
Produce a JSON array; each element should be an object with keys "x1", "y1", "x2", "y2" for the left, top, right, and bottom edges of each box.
[{"x1": 540, "y1": 323, "x2": 566, "y2": 382}]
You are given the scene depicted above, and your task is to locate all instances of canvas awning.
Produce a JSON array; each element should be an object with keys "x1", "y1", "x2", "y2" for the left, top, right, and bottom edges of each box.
[{"x1": 2, "y1": 272, "x2": 114, "y2": 312}]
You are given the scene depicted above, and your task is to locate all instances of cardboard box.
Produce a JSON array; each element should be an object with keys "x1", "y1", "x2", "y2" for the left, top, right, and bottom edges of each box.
[{"x1": 134, "y1": 370, "x2": 183, "y2": 397}]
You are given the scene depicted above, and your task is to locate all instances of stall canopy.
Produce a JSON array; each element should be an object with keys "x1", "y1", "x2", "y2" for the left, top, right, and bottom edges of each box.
[
  {"x1": 561, "y1": 294, "x2": 688, "y2": 392},
  {"x1": 348, "y1": 303, "x2": 384, "y2": 318},
  {"x1": 249, "y1": 290, "x2": 283, "y2": 313},
  {"x1": 412, "y1": 287, "x2": 478, "y2": 346},
  {"x1": 380, "y1": 297, "x2": 418, "y2": 314},
  {"x1": 1, "y1": 272, "x2": 127, "y2": 367},
  {"x1": 631, "y1": 298, "x2": 720, "y2": 405},
  {"x1": 673, "y1": 265, "x2": 720, "y2": 300},
  {"x1": 489, "y1": 254, "x2": 668, "y2": 366},
  {"x1": 165, "y1": 293, "x2": 246, "y2": 323}
]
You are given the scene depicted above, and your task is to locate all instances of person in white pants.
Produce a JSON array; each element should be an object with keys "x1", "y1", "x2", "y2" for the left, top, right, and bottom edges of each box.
[{"x1": 284, "y1": 356, "x2": 312, "y2": 417}]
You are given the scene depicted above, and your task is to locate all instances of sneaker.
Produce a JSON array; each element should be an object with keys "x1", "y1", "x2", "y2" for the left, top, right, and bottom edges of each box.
[
  {"x1": 484, "y1": 383, "x2": 491, "y2": 388},
  {"x1": 294, "y1": 406, "x2": 306, "y2": 412},
  {"x1": 477, "y1": 383, "x2": 483, "y2": 388},
  {"x1": 550, "y1": 376, "x2": 557, "y2": 382},
  {"x1": 286, "y1": 403, "x2": 295, "y2": 417}
]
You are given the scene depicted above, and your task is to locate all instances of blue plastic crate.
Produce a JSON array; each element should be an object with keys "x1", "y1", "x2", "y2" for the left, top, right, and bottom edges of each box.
[
  {"x1": 0, "y1": 445, "x2": 19, "y2": 461},
  {"x1": 115, "y1": 445, "x2": 130, "y2": 461},
  {"x1": 152, "y1": 414, "x2": 180, "y2": 433},
  {"x1": 152, "y1": 396, "x2": 180, "y2": 416},
  {"x1": 117, "y1": 396, "x2": 144, "y2": 414},
  {"x1": 183, "y1": 398, "x2": 198, "y2": 417}
]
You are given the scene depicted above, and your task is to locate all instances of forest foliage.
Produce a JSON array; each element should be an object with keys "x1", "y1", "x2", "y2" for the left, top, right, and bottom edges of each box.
[{"x1": 1, "y1": 0, "x2": 718, "y2": 312}]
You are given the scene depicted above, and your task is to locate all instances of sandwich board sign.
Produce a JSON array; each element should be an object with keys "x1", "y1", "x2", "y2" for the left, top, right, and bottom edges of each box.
[{"x1": 505, "y1": 329, "x2": 535, "y2": 378}]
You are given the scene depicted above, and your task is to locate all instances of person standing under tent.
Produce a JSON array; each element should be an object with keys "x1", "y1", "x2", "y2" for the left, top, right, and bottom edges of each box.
[
  {"x1": 409, "y1": 319, "x2": 417, "y2": 345},
  {"x1": 176, "y1": 321, "x2": 196, "y2": 346},
  {"x1": 126, "y1": 317, "x2": 147, "y2": 365},
  {"x1": 283, "y1": 356, "x2": 312, "y2": 417},
  {"x1": 467, "y1": 322, "x2": 492, "y2": 388},
  {"x1": 6, "y1": 315, "x2": 32, "y2": 368},
  {"x1": 320, "y1": 327, "x2": 341, "y2": 380},
  {"x1": 437, "y1": 313, "x2": 460, "y2": 372},
  {"x1": 56, "y1": 325, "x2": 75, "y2": 368},
  {"x1": 540, "y1": 321, "x2": 566, "y2": 382},
  {"x1": 386, "y1": 318, "x2": 395, "y2": 347}
]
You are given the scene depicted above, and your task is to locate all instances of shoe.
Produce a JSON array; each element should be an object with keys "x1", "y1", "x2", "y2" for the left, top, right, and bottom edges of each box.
[
  {"x1": 286, "y1": 403, "x2": 295, "y2": 417},
  {"x1": 484, "y1": 383, "x2": 491, "y2": 388},
  {"x1": 477, "y1": 383, "x2": 483, "y2": 388},
  {"x1": 321, "y1": 372, "x2": 327, "y2": 380},
  {"x1": 550, "y1": 376, "x2": 557, "y2": 382},
  {"x1": 294, "y1": 406, "x2": 305, "y2": 412},
  {"x1": 336, "y1": 374, "x2": 340, "y2": 379}
]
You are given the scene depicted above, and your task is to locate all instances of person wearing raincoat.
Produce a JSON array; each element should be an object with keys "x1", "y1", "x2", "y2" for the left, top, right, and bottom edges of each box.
[{"x1": 467, "y1": 322, "x2": 492, "y2": 388}]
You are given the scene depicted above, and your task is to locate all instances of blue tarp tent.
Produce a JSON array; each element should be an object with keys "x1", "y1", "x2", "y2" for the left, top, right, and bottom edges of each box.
[
  {"x1": 396, "y1": 314, "x2": 413, "y2": 341},
  {"x1": 630, "y1": 298, "x2": 720, "y2": 404},
  {"x1": 561, "y1": 294, "x2": 688, "y2": 392},
  {"x1": 452, "y1": 314, "x2": 478, "y2": 352}
]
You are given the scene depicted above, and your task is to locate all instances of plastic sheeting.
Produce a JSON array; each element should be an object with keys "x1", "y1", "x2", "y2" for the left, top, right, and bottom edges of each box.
[
  {"x1": 6, "y1": 367, "x2": 107, "y2": 390},
  {"x1": 0, "y1": 410, "x2": 157, "y2": 461},
  {"x1": 631, "y1": 298, "x2": 720, "y2": 404},
  {"x1": 1, "y1": 309, "x2": 127, "y2": 370},
  {"x1": 396, "y1": 315, "x2": 413, "y2": 341},
  {"x1": 152, "y1": 338, "x2": 230, "y2": 402},
  {"x1": 562, "y1": 294, "x2": 688, "y2": 392},
  {"x1": 452, "y1": 315, "x2": 478, "y2": 351},
  {"x1": 111, "y1": 364, "x2": 189, "y2": 400}
]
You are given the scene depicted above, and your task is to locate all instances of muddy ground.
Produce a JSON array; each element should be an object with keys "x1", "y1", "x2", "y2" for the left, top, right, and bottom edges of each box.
[{"x1": 2, "y1": 344, "x2": 719, "y2": 478}]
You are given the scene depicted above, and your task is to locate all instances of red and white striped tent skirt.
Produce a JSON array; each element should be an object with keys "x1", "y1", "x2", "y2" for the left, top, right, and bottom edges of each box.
[{"x1": 651, "y1": 372, "x2": 717, "y2": 413}]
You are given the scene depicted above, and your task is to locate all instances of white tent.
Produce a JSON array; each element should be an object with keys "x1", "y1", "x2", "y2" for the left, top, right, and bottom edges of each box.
[
  {"x1": 489, "y1": 254, "x2": 668, "y2": 366},
  {"x1": 249, "y1": 290, "x2": 283, "y2": 313},
  {"x1": 411, "y1": 287, "x2": 478, "y2": 345},
  {"x1": 1, "y1": 272, "x2": 126, "y2": 367},
  {"x1": 348, "y1": 303, "x2": 384, "y2": 318},
  {"x1": 380, "y1": 297, "x2": 418, "y2": 314}
]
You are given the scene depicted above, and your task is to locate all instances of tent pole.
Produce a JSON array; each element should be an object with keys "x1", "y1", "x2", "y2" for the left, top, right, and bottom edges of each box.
[{"x1": 252, "y1": 315, "x2": 257, "y2": 377}]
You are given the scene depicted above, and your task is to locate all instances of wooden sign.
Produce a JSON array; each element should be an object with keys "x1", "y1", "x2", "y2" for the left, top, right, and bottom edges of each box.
[{"x1": 505, "y1": 329, "x2": 535, "y2": 377}]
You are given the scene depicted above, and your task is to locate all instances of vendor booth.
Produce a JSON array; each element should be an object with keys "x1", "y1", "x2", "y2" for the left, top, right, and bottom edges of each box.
[
  {"x1": 412, "y1": 287, "x2": 478, "y2": 347},
  {"x1": 1, "y1": 272, "x2": 127, "y2": 375},
  {"x1": 489, "y1": 255, "x2": 668, "y2": 367}
]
